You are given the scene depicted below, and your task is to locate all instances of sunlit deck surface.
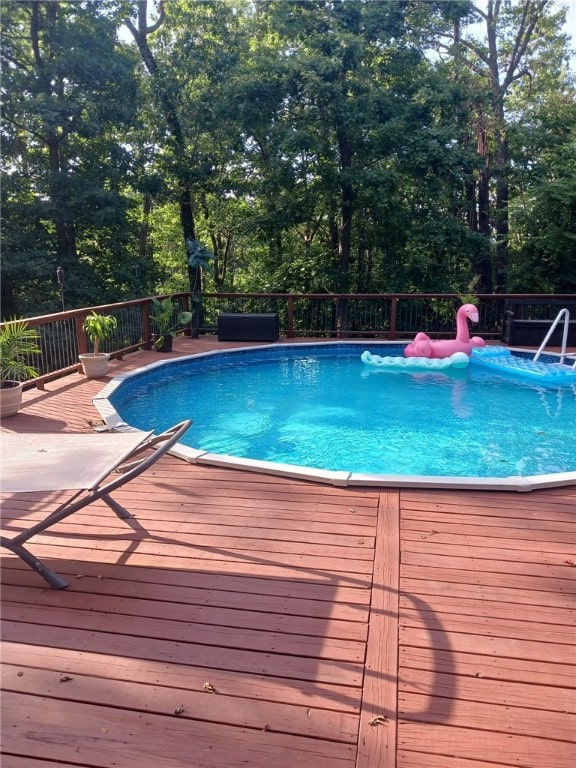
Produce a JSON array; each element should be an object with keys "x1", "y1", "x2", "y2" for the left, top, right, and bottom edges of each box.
[{"x1": 1, "y1": 336, "x2": 575, "y2": 768}]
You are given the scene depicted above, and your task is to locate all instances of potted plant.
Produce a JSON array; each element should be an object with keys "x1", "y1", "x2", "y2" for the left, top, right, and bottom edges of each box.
[
  {"x1": 79, "y1": 311, "x2": 118, "y2": 378},
  {"x1": 0, "y1": 319, "x2": 41, "y2": 418},
  {"x1": 186, "y1": 239, "x2": 214, "y2": 337},
  {"x1": 149, "y1": 297, "x2": 193, "y2": 351}
]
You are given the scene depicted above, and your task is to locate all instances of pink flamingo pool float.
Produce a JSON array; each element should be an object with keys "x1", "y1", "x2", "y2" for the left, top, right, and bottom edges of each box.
[{"x1": 404, "y1": 303, "x2": 486, "y2": 359}]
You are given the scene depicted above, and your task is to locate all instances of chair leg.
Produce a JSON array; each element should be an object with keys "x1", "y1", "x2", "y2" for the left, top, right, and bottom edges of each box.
[
  {"x1": 102, "y1": 493, "x2": 132, "y2": 519},
  {"x1": 0, "y1": 536, "x2": 69, "y2": 589}
]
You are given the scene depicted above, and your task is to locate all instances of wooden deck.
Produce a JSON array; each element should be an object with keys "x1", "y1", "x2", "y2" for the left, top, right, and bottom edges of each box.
[{"x1": 1, "y1": 337, "x2": 575, "y2": 768}]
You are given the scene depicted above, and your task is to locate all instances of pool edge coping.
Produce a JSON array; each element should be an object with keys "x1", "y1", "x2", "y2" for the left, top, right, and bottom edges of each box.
[{"x1": 92, "y1": 341, "x2": 576, "y2": 493}]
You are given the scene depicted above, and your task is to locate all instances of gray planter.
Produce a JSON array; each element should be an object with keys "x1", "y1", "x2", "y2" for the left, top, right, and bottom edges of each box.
[
  {"x1": 0, "y1": 381, "x2": 23, "y2": 418},
  {"x1": 79, "y1": 353, "x2": 110, "y2": 378}
]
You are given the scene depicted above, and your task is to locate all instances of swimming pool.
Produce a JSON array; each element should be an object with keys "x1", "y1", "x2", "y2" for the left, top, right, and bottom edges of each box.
[{"x1": 94, "y1": 342, "x2": 576, "y2": 491}]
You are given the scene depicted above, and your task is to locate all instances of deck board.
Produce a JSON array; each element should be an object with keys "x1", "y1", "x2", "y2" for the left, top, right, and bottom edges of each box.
[
  {"x1": 397, "y1": 482, "x2": 576, "y2": 768},
  {"x1": 3, "y1": 691, "x2": 357, "y2": 768},
  {"x1": 2, "y1": 336, "x2": 575, "y2": 768},
  {"x1": 356, "y1": 490, "x2": 400, "y2": 768}
]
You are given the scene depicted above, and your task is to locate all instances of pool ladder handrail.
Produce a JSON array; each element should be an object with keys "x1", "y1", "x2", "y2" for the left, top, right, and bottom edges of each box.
[{"x1": 532, "y1": 308, "x2": 576, "y2": 367}]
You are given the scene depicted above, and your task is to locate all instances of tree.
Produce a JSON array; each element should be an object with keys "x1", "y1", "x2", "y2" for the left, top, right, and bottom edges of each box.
[
  {"x1": 241, "y1": 2, "x2": 479, "y2": 303},
  {"x1": 2, "y1": 0, "x2": 573, "y2": 316},
  {"x1": 1, "y1": 0, "x2": 140, "y2": 316},
  {"x1": 124, "y1": 1, "x2": 198, "y2": 292},
  {"x1": 448, "y1": 0, "x2": 571, "y2": 291},
  {"x1": 124, "y1": 0, "x2": 246, "y2": 295},
  {"x1": 508, "y1": 77, "x2": 576, "y2": 290}
]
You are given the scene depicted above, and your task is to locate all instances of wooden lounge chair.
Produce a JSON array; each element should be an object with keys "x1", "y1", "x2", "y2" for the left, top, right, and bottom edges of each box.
[{"x1": 0, "y1": 420, "x2": 192, "y2": 589}]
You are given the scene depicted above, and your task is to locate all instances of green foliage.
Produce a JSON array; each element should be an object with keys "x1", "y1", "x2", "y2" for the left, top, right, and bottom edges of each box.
[
  {"x1": 149, "y1": 297, "x2": 193, "y2": 348},
  {"x1": 453, "y1": 275, "x2": 481, "y2": 306},
  {"x1": 0, "y1": 320, "x2": 41, "y2": 384},
  {"x1": 506, "y1": 66, "x2": 576, "y2": 291},
  {"x1": 186, "y1": 239, "x2": 215, "y2": 274},
  {"x1": 0, "y1": 0, "x2": 140, "y2": 315},
  {"x1": 1, "y1": 0, "x2": 573, "y2": 309},
  {"x1": 82, "y1": 312, "x2": 118, "y2": 356},
  {"x1": 186, "y1": 239, "x2": 215, "y2": 291},
  {"x1": 509, "y1": 142, "x2": 576, "y2": 291}
]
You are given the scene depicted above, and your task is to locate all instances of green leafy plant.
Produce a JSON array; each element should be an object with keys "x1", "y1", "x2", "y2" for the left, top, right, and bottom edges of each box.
[
  {"x1": 0, "y1": 319, "x2": 41, "y2": 386},
  {"x1": 453, "y1": 275, "x2": 481, "y2": 306},
  {"x1": 149, "y1": 297, "x2": 193, "y2": 349},
  {"x1": 186, "y1": 239, "x2": 214, "y2": 334},
  {"x1": 186, "y1": 239, "x2": 214, "y2": 281},
  {"x1": 82, "y1": 312, "x2": 118, "y2": 356}
]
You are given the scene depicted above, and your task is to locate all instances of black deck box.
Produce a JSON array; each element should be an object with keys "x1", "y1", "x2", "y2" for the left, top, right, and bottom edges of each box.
[
  {"x1": 217, "y1": 312, "x2": 280, "y2": 342},
  {"x1": 501, "y1": 310, "x2": 576, "y2": 346}
]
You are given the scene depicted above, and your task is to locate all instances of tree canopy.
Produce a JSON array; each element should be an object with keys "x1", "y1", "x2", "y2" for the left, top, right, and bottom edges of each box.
[{"x1": 1, "y1": 0, "x2": 574, "y2": 318}]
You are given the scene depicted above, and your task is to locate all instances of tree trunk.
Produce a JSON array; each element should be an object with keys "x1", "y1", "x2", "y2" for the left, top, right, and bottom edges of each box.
[
  {"x1": 476, "y1": 114, "x2": 493, "y2": 293},
  {"x1": 180, "y1": 185, "x2": 198, "y2": 291},
  {"x1": 460, "y1": 1, "x2": 549, "y2": 293},
  {"x1": 481, "y1": 0, "x2": 548, "y2": 292},
  {"x1": 138, "y1": 192, "x2": 152, "y2": 262},
  {"x1": 494, "y1": 131, "x2": 509, "y2": 292},
  {"x1": 336, "y1": 124, "x2": 354, "y2": 285},
  {"x1": 32, "y1": 3, "x2": 77, "y2": 268},
  {"x1": 127, "y1": 1, "x2": 197, "y2": 293},
  {"x1": 465, "y1": 175, "x2": 477, "y2": 233},
  {"x1": 335, "y1": 123, "x2": 354, "y2": 335},
  {"x1": 328, "y1": 209, "x2": 339, "y2": 253}
]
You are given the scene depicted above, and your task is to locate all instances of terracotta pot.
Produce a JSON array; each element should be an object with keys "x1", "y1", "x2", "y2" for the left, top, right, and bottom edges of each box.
[
  {"x1": 0, "y1": 381, "x2": 24, "y2": 418},
  {"x1": 79, "y1": 353, "x2": 110, "y2": 378}
]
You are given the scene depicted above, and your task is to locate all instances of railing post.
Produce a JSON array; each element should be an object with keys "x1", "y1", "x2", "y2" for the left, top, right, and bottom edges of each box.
[
  {"x1": 75, "y1": 313, "x2": 88, "y2": 356},
  {"x1": 142, "y1": 300, "x2": 152, "y2": 349},
  {"x1": 287, "y1": 296, "x2": 295, "y2": 338},
  {"x1": 389, "y1": 297, "x2": 397, "y2": 340}
]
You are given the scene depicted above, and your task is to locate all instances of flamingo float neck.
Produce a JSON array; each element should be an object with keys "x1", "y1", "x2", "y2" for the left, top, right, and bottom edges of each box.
[{"x1": 455, "y1": 303, "x2": 478, "y2": 343}]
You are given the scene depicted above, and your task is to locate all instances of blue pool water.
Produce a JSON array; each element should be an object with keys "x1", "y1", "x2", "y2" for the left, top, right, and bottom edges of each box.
[{"x1": 106, "y1": 344, "x2": 576, "y2": 480}]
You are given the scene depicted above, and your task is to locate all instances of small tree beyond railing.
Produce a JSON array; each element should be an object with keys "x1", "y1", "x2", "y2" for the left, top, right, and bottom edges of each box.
[{"x1": 2, "y1": 293, "x2": 574, "y2": 390}]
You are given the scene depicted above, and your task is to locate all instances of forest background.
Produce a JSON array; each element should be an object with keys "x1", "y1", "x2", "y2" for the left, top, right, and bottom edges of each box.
[{"x1": 1, "y1": 0, "x2": 575, "y2": 320}]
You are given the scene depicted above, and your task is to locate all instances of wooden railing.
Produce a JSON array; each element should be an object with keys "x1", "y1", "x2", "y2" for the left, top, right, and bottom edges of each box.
[
  {"x1": 2, "y1": 293, "x2": 575, "y2": 390},
  {"x1": 0, "y1": 295, "x2": 191, "y2": 391}
]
